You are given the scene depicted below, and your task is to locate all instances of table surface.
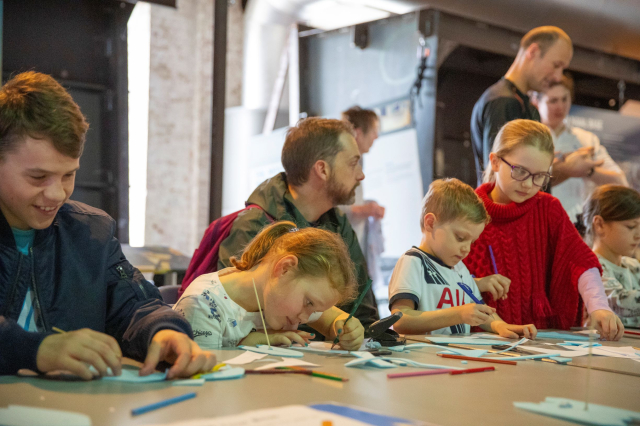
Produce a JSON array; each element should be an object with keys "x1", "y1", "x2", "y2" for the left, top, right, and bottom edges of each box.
[{"x1": 1, "y1": 333, "x2": 639, "y2": 426}]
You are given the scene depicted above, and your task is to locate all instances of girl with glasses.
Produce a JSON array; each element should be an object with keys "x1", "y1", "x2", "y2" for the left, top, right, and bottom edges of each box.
[{"x1": 463, "y1": 119, "x2": 624, "y2": 340}]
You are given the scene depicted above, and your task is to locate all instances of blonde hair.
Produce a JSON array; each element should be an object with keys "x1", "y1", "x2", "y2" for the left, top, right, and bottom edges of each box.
[
  {"x1": 420, "y1": 178, "x2": 490, "y2": 231},
  {"x1": 483, "y1": 119, "x2": 554, "y2": 184},
  {"x1": 230, "y1": 221, "x2": 357, "y2": 304}
]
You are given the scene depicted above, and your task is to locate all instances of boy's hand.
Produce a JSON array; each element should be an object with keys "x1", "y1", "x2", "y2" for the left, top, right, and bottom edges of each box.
[
  {"x1": 36, "y1": 328, "x2": 123, "y2": 380},
  {"x1": 458, "y1": 303, "x2": 496, "y2": 326},
  {"x1": 475, "y1": 274, "x2": 511, "y2": 301},
  {"x1": 590, "y1": 310, "x2": 624, "y2": 341},
  {"x1": 140, "y1": 330, "x2": 217, "y2": 379},
  {"x1": 240, "y1": 330, "x2": 314, "y2": 347},
  {"x1": 333, "y1": 317, "x2": 364, "y2": 351},
  {"x1": 491, "y1": 322, "x2": 537, "y2": 339}
]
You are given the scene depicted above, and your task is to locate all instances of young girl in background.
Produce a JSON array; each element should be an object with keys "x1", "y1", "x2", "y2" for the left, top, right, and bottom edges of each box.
[
  {"x1": 463, "y1": 119, "x2": 624, "y2": 340},
  {"x1": 174, "y1": 221, "x2": 364, "y2": 350},
  {"x1": 580, "y1": 185, "x2": 640, "y2": 328}
]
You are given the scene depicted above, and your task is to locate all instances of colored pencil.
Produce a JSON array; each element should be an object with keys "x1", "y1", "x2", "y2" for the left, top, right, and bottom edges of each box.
[
  {"x1": 131, "y1": 392, "x2": 196, "y2": 416},
  {"x1": 283, "y1": 366, "x2": 349, "y2": 382},
  {"x1": 437, "y1": 353, "x2": 517, "y2": 365},
  {"x1": 450, "y1": 366, "x2": 495, "y2": 375},
  {"x1": 245, "y1": 370, "x2": 307, "y2": 375},
  {"x1": 488, "y1": 245, "x2": 499, "y2": 275},
  {"x1": 331, "y1": 278, "x2": 373, "y2": 349},
  {"x1": 387, "y1": 369, "x2": 457, "y2": 379}
]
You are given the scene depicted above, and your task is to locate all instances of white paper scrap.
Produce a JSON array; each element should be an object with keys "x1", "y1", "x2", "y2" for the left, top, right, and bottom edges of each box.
[
  {"x1": 0, "y1": 405, "x2": 91, "y2": 426},
  {"x1": 223, "y1": 351, "x2": 268, "y2": 365}
]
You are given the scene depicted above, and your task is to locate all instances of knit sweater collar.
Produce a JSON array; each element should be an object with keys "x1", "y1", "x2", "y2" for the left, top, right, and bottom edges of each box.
[{"x1": 476, "y1": 183, "x2": 541, "y2": 222}]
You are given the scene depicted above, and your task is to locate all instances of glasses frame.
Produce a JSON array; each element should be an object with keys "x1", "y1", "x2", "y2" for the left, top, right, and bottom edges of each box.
[{"x1": 498, "y1": 157, "x2": 552, "y2": 188}]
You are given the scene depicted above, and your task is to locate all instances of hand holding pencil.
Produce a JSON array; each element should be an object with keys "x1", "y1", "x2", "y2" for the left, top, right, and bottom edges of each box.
[
  {"x1": 332, "y1": 315, "x2": 364, "y2": 351},
  {"x1": 330, "y1": 278, "x2": 372, "y2": 350}
]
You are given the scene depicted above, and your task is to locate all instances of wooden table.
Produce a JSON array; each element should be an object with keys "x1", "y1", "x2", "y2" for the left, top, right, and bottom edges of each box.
[{"x1": 1, "y1": 334, "x2": 638, "y2": 425}]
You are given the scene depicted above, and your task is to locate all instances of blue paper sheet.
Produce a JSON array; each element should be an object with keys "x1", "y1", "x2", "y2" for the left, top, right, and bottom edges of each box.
[{"x1": 514, "y1": 397, "x2": 640, "y2": 426}]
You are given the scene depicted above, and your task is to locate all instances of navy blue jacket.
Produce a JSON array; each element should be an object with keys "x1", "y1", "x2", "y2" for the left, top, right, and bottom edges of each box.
[{"x1": 0, "y1": 201, "x2": 193, "y2": 375}]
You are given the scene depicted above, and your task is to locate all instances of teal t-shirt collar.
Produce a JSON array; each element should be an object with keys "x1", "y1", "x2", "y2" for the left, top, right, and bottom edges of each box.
[{"x1": 11, "y1": 227, "x2": 36, "y2": 256}]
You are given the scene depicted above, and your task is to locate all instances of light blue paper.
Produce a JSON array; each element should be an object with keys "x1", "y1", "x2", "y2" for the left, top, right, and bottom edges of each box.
[
  {"x1": 558, "y1": 341, "x2": 602, "y2": 347},
  {"x1": 381, "y1": 357, "x2": 463, "y2": 370},
  {"x1": 200, "y1": 367, "x2": 245, "y2": 381},
  {"x1": 536, "y1": 332, "x2": 591, "y2": 341},
  {"x1": 239, "y1": 345, "x2": 304, "y2": 358},
  {"x1": 402, "y1": 342, "x2": 488, "y2": 357},
  {"x1": 426, "y1": 336, "x2": 507, "y2": 345},
  {"x1": 494, "y1": 337, "x2": 528, "y2": 354},
  {"x1": 345, "y1": 352, "x2": 396, "y2": 368},
  {"x1": 288, "y1": 346, "x2": 351, "y2": 355},
  {"x1": 514, "y1": 397, "x2": 640, "y2": 426},
  {"x1": 101, "y1": 368, "x2": 167, "y2": 383},
  {"x1": 440, "y1": 349, "x2": 489, "y2": 357},
  {"x1": 172, "y1": 378, "x2": 205, "y2": 386}
]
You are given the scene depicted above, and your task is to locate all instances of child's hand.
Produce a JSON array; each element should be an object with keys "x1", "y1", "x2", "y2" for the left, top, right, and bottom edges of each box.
[
  {"x1": 590, "y1": 309, "x2": 624, "y2": 341},
  {"x1": 269, "y1": 330, "x2": 314, "y2": 346},
  {"x1": 475, "y1": 274, "x2": 511, "y2": 301},
  {"x1": 36, "y1": 328, "x2": 123, "y2": 380},
  {"x1": 241, "y1": 330, "x2": 314, "y2": 347},
  {"x1": 458, "y1": 303, "x2": 496, "y2": 326},
  {"x1": 141, "y1": 330, "x2": 218, "y2": 379},
  {"x1": 491, "y1": 322, "x2": 537, "y2": 339},
  {"x1": 333, "y1": 317, "x2": 364, "y2": 351}
]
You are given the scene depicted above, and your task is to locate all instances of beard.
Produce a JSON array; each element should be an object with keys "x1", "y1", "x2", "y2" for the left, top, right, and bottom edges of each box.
[{"x1": 327, "y1": 172, "x2": 359, "y2": 206}]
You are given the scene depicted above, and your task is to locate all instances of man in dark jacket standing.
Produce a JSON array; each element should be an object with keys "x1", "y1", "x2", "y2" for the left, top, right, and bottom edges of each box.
[
  {"x1": 0, "y1": 72, "x2": 216, "y2": 379},
  {"x1": 216, "y1": 118, "x2": 379, "y2": 328},
  {"x1": 470, "y1": 26, "x2": 573, "y2": 185}
]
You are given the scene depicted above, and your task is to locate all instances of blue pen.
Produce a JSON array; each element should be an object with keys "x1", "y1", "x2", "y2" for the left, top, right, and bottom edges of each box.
[
  {"x1": 457, "y1": 282, "x2": 485, "y2": 305},
  {"x1": 131, "y1": 392, "x2": 196, "y2": 416}
]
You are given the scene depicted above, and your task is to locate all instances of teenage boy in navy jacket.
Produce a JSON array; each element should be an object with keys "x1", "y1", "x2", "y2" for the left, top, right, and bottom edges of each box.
[{"x1": 0, "y1": 71, "x2": 216, "y2": 379}]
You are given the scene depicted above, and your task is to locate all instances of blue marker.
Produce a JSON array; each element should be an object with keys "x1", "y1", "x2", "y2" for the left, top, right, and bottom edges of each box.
[
  {"x1": 457, "y1": 282, "x2": 485, "y2": 305},
  {"x1": 131, "y1": 392, "x2": 196, "y2": 416}
]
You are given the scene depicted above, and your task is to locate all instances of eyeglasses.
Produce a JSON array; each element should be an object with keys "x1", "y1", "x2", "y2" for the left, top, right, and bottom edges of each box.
[{"x1": 499, "y1": 157, "x2": 551, "y2": 188}]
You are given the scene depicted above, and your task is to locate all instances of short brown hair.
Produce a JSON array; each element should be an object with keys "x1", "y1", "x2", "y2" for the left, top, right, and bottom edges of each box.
[
  {"x1": 521, "y1": 26, "x2": 572, "y2": 56},
  {"x1": 420, "y1": 178, "x2": 490, "y2": 231},
  {"x1": 281, "y1": 117, "x2": 355, "y2": 186},
  {"x1": 342, "y1": 106, "x2": 379, "y2": 134},
  {"x1": 231, "y1": 221, "x2": 357, "y2": 304},
  {"x1": 483, "y1": 119, "x2": 554, "y2": 184},
  {"x1": 547, "y1": 74, "x2": 575, "y2": 99},
  {"x1": 580, "y1": 185, "x2": 640, "y2": 245},
  {"x1": 0, "y1": 71, "x2": 88, "y2": 160}
]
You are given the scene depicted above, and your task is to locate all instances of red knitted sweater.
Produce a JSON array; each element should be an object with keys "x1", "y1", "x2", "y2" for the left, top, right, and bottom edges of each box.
[{"x1": 463, "y1": 183, "x2": 601, "y2": 329}]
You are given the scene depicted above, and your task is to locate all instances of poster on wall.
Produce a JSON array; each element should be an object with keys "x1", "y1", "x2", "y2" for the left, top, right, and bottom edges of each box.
[{"x1": 568, "y1": 105, "x2": 640, "y2": 191}]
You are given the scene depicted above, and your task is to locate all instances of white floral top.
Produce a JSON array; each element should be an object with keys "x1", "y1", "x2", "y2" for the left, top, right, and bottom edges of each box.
[
  {"x1": 598, "y1": 255, "x2": 640, "y2": 328},
  {"x1": 173, "y1": 271, "x2": 263, "y2": 349}
]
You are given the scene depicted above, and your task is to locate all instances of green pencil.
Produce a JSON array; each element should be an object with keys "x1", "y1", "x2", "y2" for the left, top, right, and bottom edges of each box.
[{"x1": 331, "y1": 278, "x2": 373, "y2": 349}]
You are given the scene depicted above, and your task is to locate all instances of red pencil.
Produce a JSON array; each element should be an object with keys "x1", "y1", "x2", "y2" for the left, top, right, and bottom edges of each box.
[
  {"x1": 437, "y1": 353, "x2": 517, "y2": 365},
  {"x1": 449, "y1": 366, "x2": 495, "y2": 375},
  {"x1": 387, "y1": 369, "x2": 458, "y2": 379}
]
